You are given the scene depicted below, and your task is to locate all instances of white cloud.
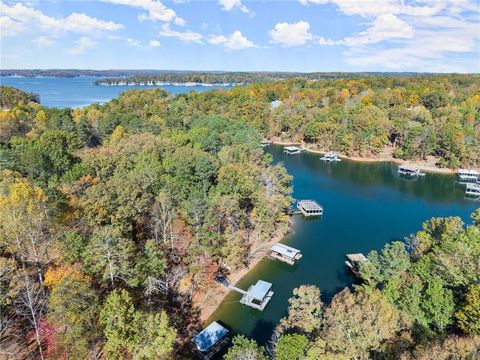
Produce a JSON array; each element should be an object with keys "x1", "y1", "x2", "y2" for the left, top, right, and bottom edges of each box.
[
  {"x1": 341, "y1": 14, "x2": 414, "y2": 46},
  {"x1": 218, "y1": 0, "x2": 251, "y2": 15},
  {"x1": 158, "y1": 23, "x2": 203, "y2": 43},
  {"x1": 299, "y1": 0, "x2": 443, "y2": 17},
  {"x1": 0, "y1": 15, "x2": 24, "y2": 36},
  {"x1": 208, "y1": 31, "x2": 255, "y2": 50},
  {"x1": 102, "y1": 0, "x2": 185, "y2": 25},
  {"x1": 68, "y1": 37, "x2": 97, "y2": 55},
  {"x1": 126, "y1": 38, "x2": 141, "y2": 47},
  {"x1": 0, "y1": 3, "x2": 123, "y2": 37},
  {"x1": 269, "y1": 21, "x2": 313, "y2": 47},
  {"x1": 149, "y1": 39, "x2": 161, "y2": 47},
  {"x1": 33, "y1": 36, "x2": 55, "y2": 47},
  {"x1": 343, "y1": 14, "x2": 479, "y2": 72}
]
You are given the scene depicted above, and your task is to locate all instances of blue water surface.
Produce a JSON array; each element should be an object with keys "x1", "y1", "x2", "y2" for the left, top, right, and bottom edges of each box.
[{"x1": 0, "y1": 76, "x2": 231, "y2": 108}]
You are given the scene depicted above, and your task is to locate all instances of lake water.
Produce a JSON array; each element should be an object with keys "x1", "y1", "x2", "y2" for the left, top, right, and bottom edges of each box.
[
  {"x1": 209, "y1": 144, "x2": 479, "y2": 348},
  {"x1": 0, "y1": 76, "x2": 231, "y2": 108}
]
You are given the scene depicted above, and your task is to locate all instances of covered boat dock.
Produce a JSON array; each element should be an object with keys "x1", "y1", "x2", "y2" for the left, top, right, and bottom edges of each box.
[
  {"x1": 239, "y1": 280, "x2": 274, "y2": 311},
  {"x1": 270, "y1": 244, "x2": 302, "y2": 265},
  {"x1": 297, "y1": 200, "x2": 324, "y2": 216},
  {"x1": 345, "y1": 253, "x2": 368, "y2": 277},
  {"x1": 191, "y1": 321, "x2": 229, "y2": 359}
]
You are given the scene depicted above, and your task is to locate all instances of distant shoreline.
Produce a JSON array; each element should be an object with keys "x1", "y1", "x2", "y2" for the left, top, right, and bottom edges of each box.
[{"x1": 269, "y1": 139, "x2": 465, "y2": 175}]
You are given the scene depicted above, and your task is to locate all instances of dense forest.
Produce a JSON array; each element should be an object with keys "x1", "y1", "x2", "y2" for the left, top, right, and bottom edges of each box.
[
  {"x1": 94, "y1": 74, "x2": 480, "y2": 168},
  {"x1": 0, "y1": 75, "x2": 479, "y2": 359}
]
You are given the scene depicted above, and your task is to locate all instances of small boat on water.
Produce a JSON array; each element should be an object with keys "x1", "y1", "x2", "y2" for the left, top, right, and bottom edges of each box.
[
  {"x1": 320, "y1": 151, "x2": 341, "y2": 162},
  {"x1": 296, "y1": 200, "x2": 323, "y2": 217},
  {"x1": 345, "y1": 253, "x2": 368, "y2": 277},
  {"x1": 457, "y1": 169, "x2": 479, "y2": 182},
  {"x1": 284, "y1": 146, "x2": 304, "y2": 155},
  {"x1": 261, "y1": 140, "x2": 272, "y2": 147},
  {"x1": 465, "y1": 183, "x2": 480, "y2": 199},
  {"x1": 398, "y1": 165, "x2": 425, "y2": 177}
]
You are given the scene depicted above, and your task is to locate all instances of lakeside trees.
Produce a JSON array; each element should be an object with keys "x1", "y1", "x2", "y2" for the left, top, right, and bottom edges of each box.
[
  {"x1": 0, "y1": 86, "x2": 292, "y2": 358},
  {"x1": 0, "y1": 76, "x2": 479, "y2": 359}
]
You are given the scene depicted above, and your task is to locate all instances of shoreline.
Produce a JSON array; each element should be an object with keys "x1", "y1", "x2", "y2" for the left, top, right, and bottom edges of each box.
[
  {"x1": 269, "y1": 139, "x2": 463, "y2": 175},
  {"x1": 194, "y1": 140, "x2": 473, "y2": 323},
  {"x1": 194, "y1": 226, "x2": 290, "y2": 322}
]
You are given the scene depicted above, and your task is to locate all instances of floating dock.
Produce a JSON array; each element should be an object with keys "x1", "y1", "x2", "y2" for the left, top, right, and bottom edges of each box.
[
  {"x1": 217, "y1": 276, "x2": 274, "y2": 311},
  {"x1": 284, "y1": 146, "x2": 304, "y2": 155},
  {"x1": 239, "y1": 280, "x2": 273, "y2": 311},
  {"x1": 398, "y1": 165, "x2": 425, "y2": 177},
  {"x1": 297, "y1": 200, "x2": 324, "y2": 216},
  {"x1": 465, "y1": 183, "x2": 480, "y2": 199},
  {"x1": 457, "y1": 169, "x2": 479, "y2": 182},
  {"x1": 345, "y1": 253, "x2": 368, "y2": 277},
  {"x1": 320, "y1": 151, "x2": 341, "y2": 162},
  {"x1": 270, "y1": 244, "x2": 302, "y2": 265}
]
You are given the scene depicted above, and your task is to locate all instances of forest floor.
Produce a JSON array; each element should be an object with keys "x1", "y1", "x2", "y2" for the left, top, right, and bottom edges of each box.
[
  {"x1": 193, "y1": 227, "x2": 289, "y2": 322},
  {"x1": 270, "y1": 138, "x2": 463, "y2": 174}
]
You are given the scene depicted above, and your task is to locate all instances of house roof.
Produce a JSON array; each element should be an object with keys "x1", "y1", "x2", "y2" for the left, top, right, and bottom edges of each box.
[
  {"x1": 192, "y1": 322, "x2": 228, "y2": 353},
  {"x1": 271, "y1": 244, "x2": 300, "y2": 259},
  {"x1": 247, "y1": 280, "x2": 272, "y2": 301}
]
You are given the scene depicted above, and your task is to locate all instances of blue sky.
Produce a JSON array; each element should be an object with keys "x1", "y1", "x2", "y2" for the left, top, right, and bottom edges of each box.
[{"x1": 1, "y1": 0, "x2": 479, "y2": 72}]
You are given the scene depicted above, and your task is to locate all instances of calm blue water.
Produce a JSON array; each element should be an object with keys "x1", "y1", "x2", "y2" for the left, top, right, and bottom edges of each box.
[
  {"x1": 209, "y1": 144, "x2": 479, "y2": 348},
  {"x1": 0, "y1": 76, "x2": 231, "y2": 108}
]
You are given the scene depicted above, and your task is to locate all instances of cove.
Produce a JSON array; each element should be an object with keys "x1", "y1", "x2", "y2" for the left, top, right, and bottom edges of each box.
[{"x1": 208, "y1": 144, "x2": 479, "y2": 346}]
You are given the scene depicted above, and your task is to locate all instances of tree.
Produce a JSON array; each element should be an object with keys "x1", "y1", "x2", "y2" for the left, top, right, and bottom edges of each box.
[
  {"x1": 224, "y1": 335, "x2": 267, "y2": 360},
  {"x1": 359, "y1": 241, "x2": 411, "y2": 299},
  {"x1": 46, "y1": 270, "x2": 99, "y2": 358},
  {"x1": 420, "y1": 277, "x2": 454, "y2": 332},
  {"x1": 278, "y1": 285, "x2": 323, "y2": 335},
  {"x1": 275, "y1": 334, "x2": 308, "y2": 360},
  {"x1": 11, "y1": 271, "x2": 47, "y2": 360},
  {"x1": 456, "y1": 284, "x2": 480, "y2": 334},
  {"x1": 132, "y1": 312, "x2": 176, "y2": 360},
  {"x1": 320, "y1": 288, "x2": 408, "y2": 359},
  {"x1": 86, "y1": 226, "x2": 137, "y2": 288},
  {"x1": 0, "y1": 171, "x2": 52, "y2": 289},
  {"x1": 99, "y1": 289, "x2": 140, "y2": 359}
]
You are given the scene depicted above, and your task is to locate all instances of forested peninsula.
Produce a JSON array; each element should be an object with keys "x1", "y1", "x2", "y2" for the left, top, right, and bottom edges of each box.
[{"x1": 0, "y1": 75, "x2": 479, "y2": 359}]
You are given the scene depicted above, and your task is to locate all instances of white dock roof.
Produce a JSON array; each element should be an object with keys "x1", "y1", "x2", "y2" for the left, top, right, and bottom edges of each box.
[
  {"x1": 298, "y1": 200, "x2": 322, "y2": 211},
  {"x1": 458, "y1": 169, "x2": 479, "y2": 175},
  {"x1": 247, "y1": 280, "x2": 272, "y2": 301},
  {"x1": 271, "y1": 244, "x2": 301, "y2": 259},
  {"x1": 192, "y1": 321, "x2": 228, "y2": 352},
  {"x1": 399, "y1": 165, "x2": 418, "y2": 172},
  {"x1": 284, "y1": 146, "x2": 301, "y2": 151},
  {"x1": 466, "y1": 183, "x2": 480, "y2": 190}
]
